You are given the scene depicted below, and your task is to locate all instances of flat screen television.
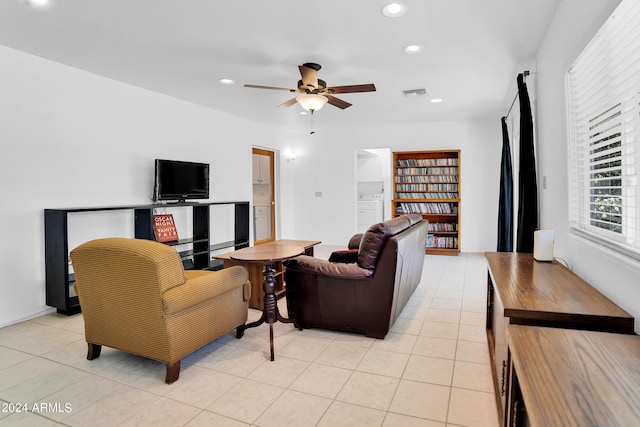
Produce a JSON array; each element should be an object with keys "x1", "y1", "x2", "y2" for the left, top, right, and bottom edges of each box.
[{"x1": 153, "y1": 159, "x2": 210, "y2": 202}]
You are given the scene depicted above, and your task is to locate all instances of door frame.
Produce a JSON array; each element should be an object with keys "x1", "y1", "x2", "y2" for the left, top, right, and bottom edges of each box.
[{"x1": 252, "y1": 147, "x2": 276, "y2": 245}]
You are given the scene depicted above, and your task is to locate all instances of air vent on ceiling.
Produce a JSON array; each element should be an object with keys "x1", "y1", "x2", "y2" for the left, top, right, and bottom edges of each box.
[{"x1": 402, "y1": 88, "x2": 428, "y2": 98}]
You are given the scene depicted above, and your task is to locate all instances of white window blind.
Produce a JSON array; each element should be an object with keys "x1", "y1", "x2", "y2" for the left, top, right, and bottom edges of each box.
[{"x1": 567, "y1": 0, "x2": 640, "y2": 258}]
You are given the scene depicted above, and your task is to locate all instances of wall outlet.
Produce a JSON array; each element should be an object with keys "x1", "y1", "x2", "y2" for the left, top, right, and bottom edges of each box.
[{"x1": 315, "y1": 191, "x2": 323, "y2": 197}]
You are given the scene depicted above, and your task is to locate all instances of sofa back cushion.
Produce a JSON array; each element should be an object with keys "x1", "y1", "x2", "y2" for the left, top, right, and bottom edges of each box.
[{"x1": 358, "y1": 216, "x2": 414, "y2": 270}]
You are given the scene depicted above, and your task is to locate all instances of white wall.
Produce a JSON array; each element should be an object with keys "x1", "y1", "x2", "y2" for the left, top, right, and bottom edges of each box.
[
  {"x1": 536, "y1": 0, "x2": 640, "y2": 332},
  {"x1": 0, "y1": 45, "x2": 282, "y2": 326},
  {"x1": 0, "y1": 15, "x2": 518, "y2": 326},
  {"x1": 281, "y1": 120, "x2": 501, "y2": 251}
]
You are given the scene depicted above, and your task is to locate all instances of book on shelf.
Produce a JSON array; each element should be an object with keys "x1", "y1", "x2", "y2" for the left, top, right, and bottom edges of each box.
[
  {"x1": 395, "y1": 183, "x2": 458, "y2": 191},
  {"x1": 395, "y1": 167, "x2": 459, "y2": 175},
  {"x1": 153, "y1": 214, "x2": 179, "y2": 243},
  {"x1": 428, "y1": 222, "x2": 458, "y2": 232},
  {"x1": 426, "y1": 234, "x2": 458, "y2": 249},
  {"x1": 395, "y1": 175, "x2": 458, "y2": 183},
  {"x1": 396, "y1": 192, "x2": 458, "y2": 199},
  {"x1": 395, "y1": 158, "x2": 458, "y2": 167},
  {"x1": 398, "y1": 202, "x2": 458, "y2": 214}
]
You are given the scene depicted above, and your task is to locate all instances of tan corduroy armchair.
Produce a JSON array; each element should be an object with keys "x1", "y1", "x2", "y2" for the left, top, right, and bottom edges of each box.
[{"x1": 70, "y1": 237, "x2": 251, "y2": 384}]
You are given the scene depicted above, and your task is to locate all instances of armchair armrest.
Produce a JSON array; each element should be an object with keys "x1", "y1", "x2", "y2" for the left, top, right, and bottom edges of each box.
[
  {"x1": 285, "y1": 255, "x2": 373, "y2": 280},
  {"x1": 162, "y1": 266, "x2": 249, "y2": 315}
]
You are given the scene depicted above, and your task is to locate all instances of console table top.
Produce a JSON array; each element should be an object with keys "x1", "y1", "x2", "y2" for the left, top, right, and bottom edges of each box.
[
  {"x1": 485, "y1": 252, "x2": 633, "y2": 327},
  {"x1": 508, "y1": 325, "x2": 640, "y2": 427}
]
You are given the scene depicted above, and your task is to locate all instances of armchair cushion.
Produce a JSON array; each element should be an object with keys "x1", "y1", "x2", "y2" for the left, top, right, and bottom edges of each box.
[{"x1": 163, "y1": 266, "x2": 249, "y2": 315}]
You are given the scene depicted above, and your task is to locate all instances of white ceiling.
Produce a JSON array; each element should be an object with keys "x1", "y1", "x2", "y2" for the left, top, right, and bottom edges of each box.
[{"x1": 0, "y1": 0, "x2": 560, "y2": 131}]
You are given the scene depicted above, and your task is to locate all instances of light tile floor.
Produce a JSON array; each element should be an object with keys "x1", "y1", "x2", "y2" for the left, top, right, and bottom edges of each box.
[{"x1": 0, "y1": 251, "x2": 499, "y2": 427}]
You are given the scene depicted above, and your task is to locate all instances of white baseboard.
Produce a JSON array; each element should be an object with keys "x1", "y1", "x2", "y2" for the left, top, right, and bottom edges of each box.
[{"x1": 0, "y1": 307, "x2": 57, "y2": 328}]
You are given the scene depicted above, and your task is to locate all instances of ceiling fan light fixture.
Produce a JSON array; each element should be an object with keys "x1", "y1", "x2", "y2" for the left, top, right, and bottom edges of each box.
[{"x1": 296, "y1": 94, "x2": 328, "y2": 113}]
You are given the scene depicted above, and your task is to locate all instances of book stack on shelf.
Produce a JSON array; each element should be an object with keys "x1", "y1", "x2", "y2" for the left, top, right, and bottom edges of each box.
[{"x1": 393, "y1": 150, "x2": 460, "y2": 255}]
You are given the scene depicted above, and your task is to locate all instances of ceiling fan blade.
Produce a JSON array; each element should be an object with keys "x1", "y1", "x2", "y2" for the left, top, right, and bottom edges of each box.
[
  {"x1": 326, "y1": 95, "x2": 352, "y2": 109},
  {"x1": 277, "y1": 97, "x2": 299, "y2": 108},
  {"x1": 327, "y1": 84, "x2": 377, "y2": 94},
  {"x1": 244, "y1": 84, "x2": 296, "y2": 92},
  {"x1": 298, "y1": 65, "x2": 319, "y2": 89}
]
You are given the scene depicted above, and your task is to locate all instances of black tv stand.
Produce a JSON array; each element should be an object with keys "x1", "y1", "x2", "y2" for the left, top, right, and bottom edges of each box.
[{"x1": 44, "y1": 201, "x2": 250, "y2": 315}]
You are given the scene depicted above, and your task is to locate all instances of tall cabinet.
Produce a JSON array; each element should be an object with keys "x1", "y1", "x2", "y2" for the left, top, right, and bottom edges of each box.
[
  {"x1": 392, "y1": 150, "x2": 460, "y2": 255},
  {"x1": 44, "y1": 201, "x2": 250, "y2": 315}
]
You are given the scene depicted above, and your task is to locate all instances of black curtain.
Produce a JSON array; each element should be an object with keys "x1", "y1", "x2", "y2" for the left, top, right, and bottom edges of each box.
[
  {"x1": 515, "y1": 73, "x2": 538, "y2": 252},
  {"x1": 497, "y1": 117, "x2": 513, "y2": 252}
]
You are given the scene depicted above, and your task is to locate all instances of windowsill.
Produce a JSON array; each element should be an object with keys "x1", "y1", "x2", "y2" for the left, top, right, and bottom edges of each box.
[{"x1": 570, "y1": 227, "x2": 640, "y2": 263}]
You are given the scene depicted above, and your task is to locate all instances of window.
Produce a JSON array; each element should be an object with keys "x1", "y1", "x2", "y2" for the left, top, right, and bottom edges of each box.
[{"x1": 567, "y1": 0, "x2": 640, "y2": 258}]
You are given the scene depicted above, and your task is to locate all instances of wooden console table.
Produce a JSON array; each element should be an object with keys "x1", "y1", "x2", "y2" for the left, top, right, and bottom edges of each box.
[
  {"x1": 484, "y1": 252, "x2": 634, "y2": 423},
  {"x1": 506, "y1": 325, "x2": 640, "y2": 427},
  {"x1": 214, "y1": 239, "x2": 320, "y2": 309}
]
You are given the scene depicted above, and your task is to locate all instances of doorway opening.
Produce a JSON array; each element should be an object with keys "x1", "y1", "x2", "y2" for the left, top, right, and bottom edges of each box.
[
  {"x1": 252, "y1": 148, "x2": 276, "y2": 245},
  {"x1": 355, "y1": 148, "x2": 392, "y2": 233}
]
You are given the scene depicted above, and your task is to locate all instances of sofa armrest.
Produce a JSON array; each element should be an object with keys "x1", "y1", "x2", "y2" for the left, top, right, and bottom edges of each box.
[
  {"x1": 348, "y1": 233, "x2": 364, "y2": 249},
  {"x1": 285, "y1": 255, "x2": 373, "y2": 280},
  {"x1": 328, "y1": 249, "x2": 359, "y2": 264},
  {"x1": 162, "y1": 265, "x2": 249, "y2": 315}
]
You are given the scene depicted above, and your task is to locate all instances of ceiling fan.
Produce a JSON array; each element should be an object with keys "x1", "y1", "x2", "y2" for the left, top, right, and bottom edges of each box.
[{"x1": 244, "y1": 63, "x2": 376, "y2": 113}]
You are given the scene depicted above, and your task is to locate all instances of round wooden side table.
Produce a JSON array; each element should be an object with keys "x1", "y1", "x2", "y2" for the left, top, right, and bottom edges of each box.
[{"x1": 231, "y1": 244, "x2": 304, "y2": 361}]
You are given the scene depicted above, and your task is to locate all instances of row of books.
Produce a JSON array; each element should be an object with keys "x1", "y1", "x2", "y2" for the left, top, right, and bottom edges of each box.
[
  {"x1": 396, "y1": 158, "x2": 458, "y2": 167},
  {"x1": 395, "y1": 183, "x2": 458, "y2": 191},
  {"x1": 427, "y1": 235, "x2": 458, "y2": 249},
  {"x1": 396, "y1": 192, "x2": 458, "y2": 200},
  {"x1": 396, "y1": 167, "x2": 459, "y2": 176},
  {"x1": 395, "y1": 175, "x2": 458, "y2": 183},
  {"x1": 396, "y1": 202, "x2": 458, "y2": 214},
  {"x1": 428, "y1": 222, "x2": 458, "y2": 232}
]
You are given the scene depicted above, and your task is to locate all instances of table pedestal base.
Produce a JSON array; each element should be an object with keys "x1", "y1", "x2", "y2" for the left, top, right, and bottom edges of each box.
[{"x1": 241, "y1": 263, "x2": 293, "y2": 361}]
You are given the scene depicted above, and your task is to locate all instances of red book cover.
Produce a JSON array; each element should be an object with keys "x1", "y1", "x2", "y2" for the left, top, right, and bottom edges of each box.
[{"x1": 153, "y1": 214, "x2": 179, "y2": 243}]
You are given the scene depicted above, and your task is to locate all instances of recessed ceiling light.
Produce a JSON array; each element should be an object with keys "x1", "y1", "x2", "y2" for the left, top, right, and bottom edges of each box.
[
  {"x1": 218, "y1": 78, "x2": 235, "y2": 85},
  {"x1": 382, "y1": 2, "x2": 407, "y2": 17},
  {"x1": 430, "y1": 98, "x2": 443, "y2": 103},
  {"x1": 404, "y1": 45, "x2": 424, "y2": 54},
  {"x1": 21, "y1": 0, "x2": 55, "y2": 9}
]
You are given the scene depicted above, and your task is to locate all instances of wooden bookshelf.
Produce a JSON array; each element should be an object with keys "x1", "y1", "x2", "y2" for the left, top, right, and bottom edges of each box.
[{"x1": 392, "y1": 150, "x2": 460, "y2": 255}]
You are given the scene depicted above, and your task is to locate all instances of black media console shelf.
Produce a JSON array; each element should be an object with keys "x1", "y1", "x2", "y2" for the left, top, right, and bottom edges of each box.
[{"x1": 44, "y1": 201, "x2": 250, "y2": 315}]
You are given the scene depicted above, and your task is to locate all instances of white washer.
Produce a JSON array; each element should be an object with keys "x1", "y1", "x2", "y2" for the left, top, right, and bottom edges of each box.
[{"x1": 357, "y1": 194, "x2": 383, "y2": 233}]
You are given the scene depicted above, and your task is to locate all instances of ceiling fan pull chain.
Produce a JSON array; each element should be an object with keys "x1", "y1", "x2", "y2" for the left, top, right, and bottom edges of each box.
[{"x1": 310, "y1": 112, "x2": 315, "y2": 135}]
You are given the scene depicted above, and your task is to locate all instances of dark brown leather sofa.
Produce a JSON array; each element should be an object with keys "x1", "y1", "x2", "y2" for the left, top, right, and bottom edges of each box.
[{"x1": 284, "y1": 214, "x2": 429, "y2": 339}]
